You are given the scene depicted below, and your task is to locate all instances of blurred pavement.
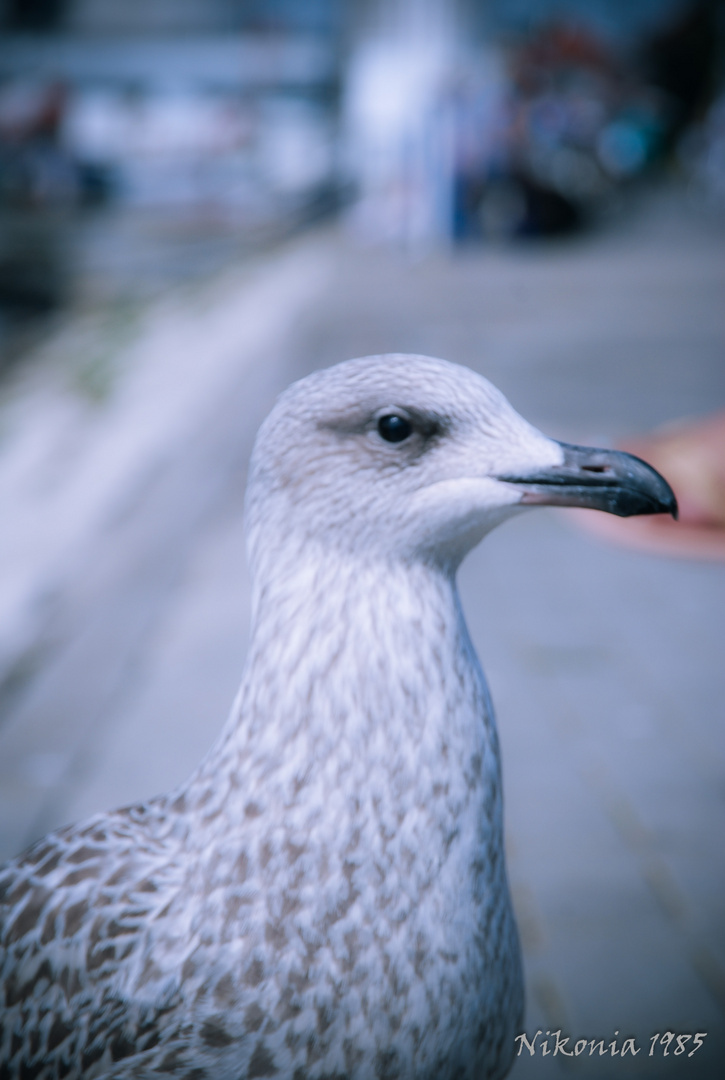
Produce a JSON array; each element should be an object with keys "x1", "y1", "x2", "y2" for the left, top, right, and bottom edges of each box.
[{"x1": 0, "y1": 186, "x2": 724, "y2": 1077}]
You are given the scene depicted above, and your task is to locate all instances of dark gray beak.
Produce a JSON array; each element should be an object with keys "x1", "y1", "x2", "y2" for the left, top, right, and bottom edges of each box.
[{"x1": 498, "y1": 442, "x2": 678, "y2": 519}]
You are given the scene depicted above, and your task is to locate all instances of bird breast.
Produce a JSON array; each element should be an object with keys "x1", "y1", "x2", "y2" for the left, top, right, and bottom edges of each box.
[{"x1": 171, "y1": 554, "x2": 522, "y2": 1077}]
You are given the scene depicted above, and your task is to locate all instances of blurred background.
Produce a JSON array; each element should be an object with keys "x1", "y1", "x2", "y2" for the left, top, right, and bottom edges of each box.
[
  {"x1": 0, "y1": 1, "x2": 724, "y2": 1077},
  {"x1": 0, "y1": 0, "x2": 723, "y2": 338}
]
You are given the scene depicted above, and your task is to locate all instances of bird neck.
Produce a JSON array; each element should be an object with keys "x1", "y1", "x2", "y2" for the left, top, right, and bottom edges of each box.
[{"x1": 184, "y1": 551, "x2": 501, "y2": 837}]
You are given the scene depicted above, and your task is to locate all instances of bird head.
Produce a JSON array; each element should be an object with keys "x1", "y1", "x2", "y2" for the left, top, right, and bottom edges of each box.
[{"x1": 245, "y1": 354, "x2": 676, "y2": 573}]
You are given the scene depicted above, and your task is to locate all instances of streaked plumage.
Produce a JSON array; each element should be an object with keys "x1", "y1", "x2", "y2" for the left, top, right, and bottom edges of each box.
[{"x1": 0, "y1": 355, "x2": 675, "y2": 1079}]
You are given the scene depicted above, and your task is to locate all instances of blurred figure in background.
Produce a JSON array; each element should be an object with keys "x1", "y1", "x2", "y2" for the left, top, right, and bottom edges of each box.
[{"x1": 343, "y1": 0, "x2": 462, "y2": 248}]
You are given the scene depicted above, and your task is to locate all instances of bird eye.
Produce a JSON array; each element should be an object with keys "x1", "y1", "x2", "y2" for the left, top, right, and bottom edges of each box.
[{"x1": 377, "y1": 414, "x2": 412, "y2": 443}]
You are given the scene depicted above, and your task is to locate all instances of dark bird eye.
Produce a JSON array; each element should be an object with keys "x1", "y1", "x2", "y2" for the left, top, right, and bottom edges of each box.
[{"x1": 377, "y1": 415, "x2": 412, "y2": 443}]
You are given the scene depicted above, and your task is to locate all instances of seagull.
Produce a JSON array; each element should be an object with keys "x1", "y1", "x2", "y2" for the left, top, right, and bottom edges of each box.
[{"x1": 0, "y1": 354, "x2": 676, "y2": 1080}]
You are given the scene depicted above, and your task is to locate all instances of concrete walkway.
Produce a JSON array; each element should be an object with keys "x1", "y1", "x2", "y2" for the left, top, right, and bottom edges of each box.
[{"x1": 0, "y1": 188, "x2": 723, "y2": 1077}]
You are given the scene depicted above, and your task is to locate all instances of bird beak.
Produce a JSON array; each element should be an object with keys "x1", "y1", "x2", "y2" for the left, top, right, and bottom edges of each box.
[{"x1": 498, "y1": 442, "x2": 678, "y2": 519}]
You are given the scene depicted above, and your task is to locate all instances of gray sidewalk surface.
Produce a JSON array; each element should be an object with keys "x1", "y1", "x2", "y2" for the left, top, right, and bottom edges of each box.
[{"x1": 0, "y1": 188, "x2": 723, "y2": 1077}]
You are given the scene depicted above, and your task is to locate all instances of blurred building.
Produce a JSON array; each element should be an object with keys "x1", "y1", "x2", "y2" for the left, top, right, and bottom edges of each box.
[
  {"x1": 0, "y1": 0, "x2": 343, "y2": 336},
  {"x1": 0, "y1": 0, "x2": 341, "y2": 212}
]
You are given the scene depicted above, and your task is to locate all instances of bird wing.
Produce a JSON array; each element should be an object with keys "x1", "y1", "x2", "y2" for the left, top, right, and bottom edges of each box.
[{"x1": 0, "y1": 800, "x2": 187, "y2": 1076}]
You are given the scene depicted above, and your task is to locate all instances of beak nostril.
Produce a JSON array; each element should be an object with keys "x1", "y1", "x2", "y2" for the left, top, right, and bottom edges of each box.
[{"x1": 581, "y1": 465, "x2": 610, "y2": 474}]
